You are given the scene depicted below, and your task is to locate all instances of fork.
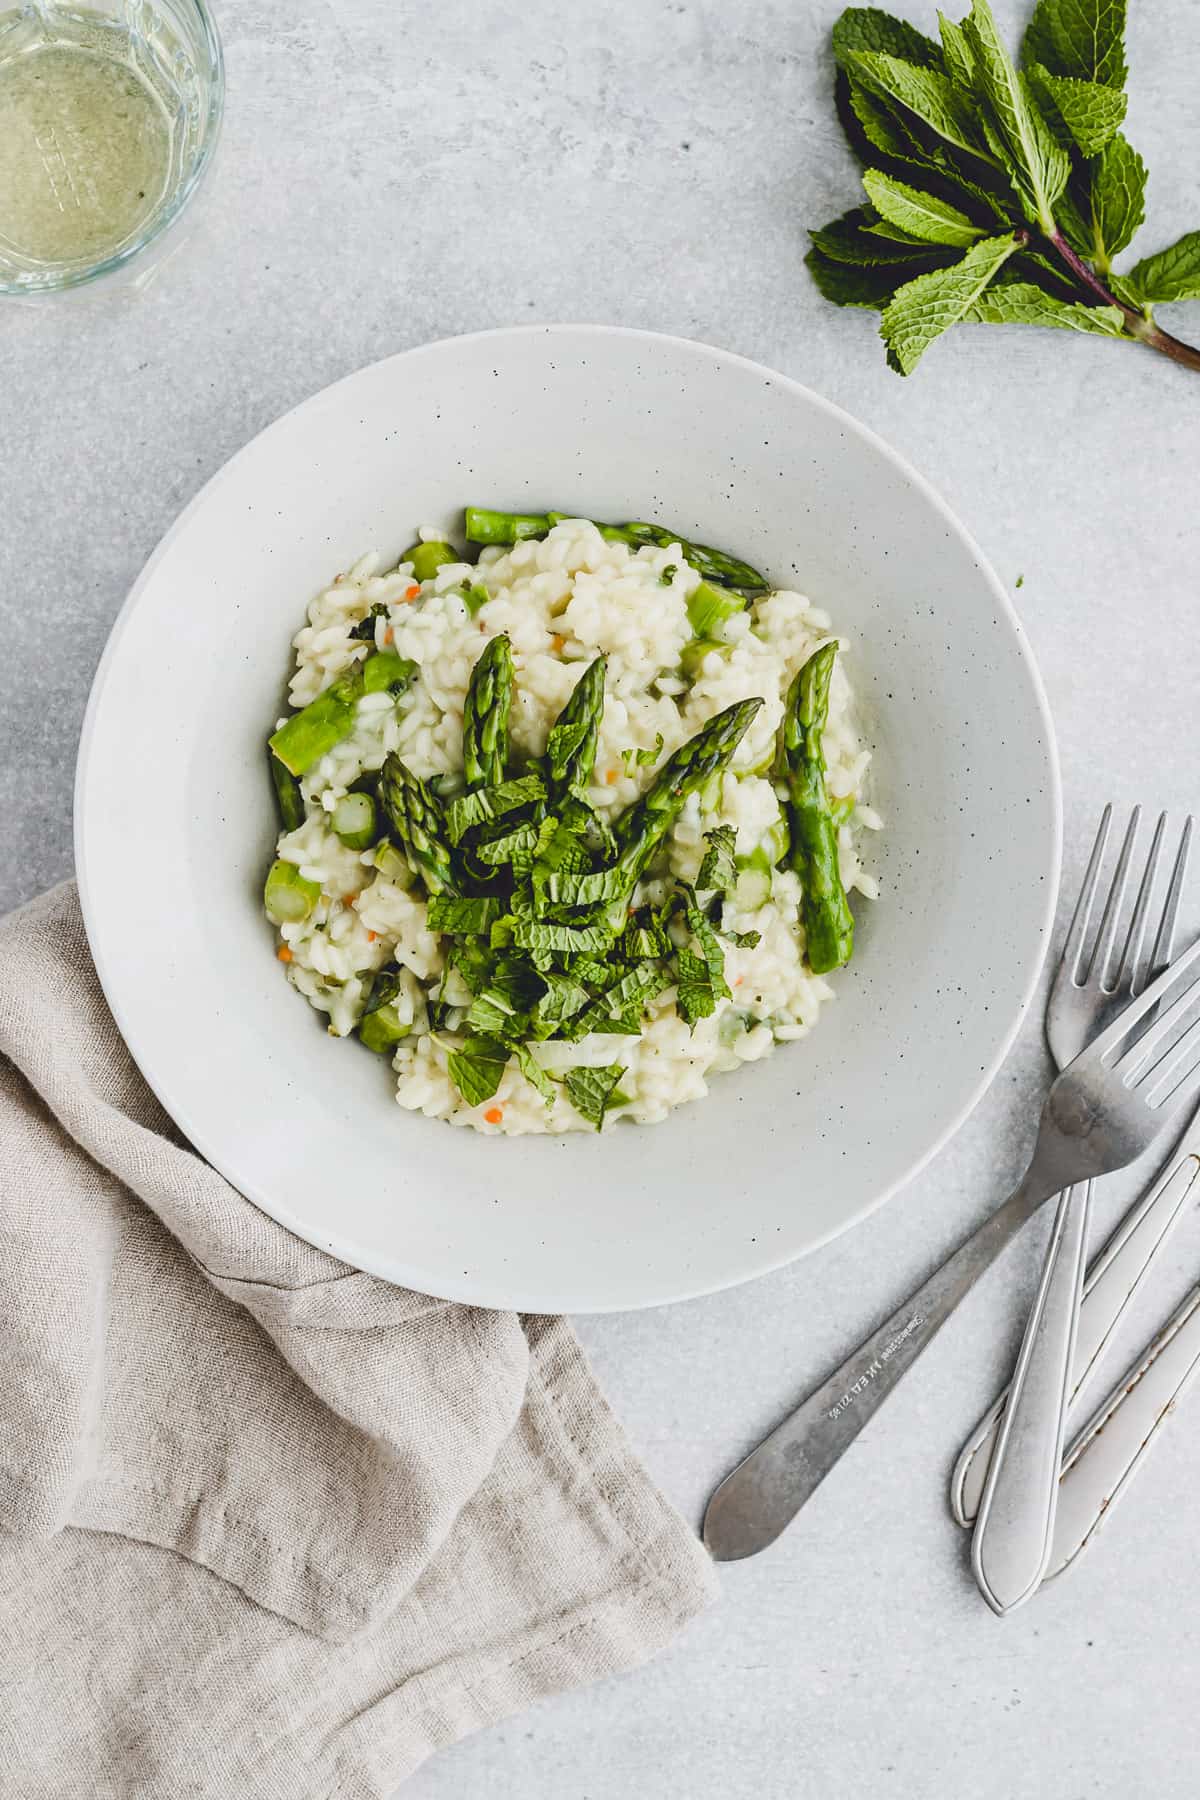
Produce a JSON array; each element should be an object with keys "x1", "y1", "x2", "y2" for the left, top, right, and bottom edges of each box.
[
  {"x1": 703, "y1": 927, "x2": 1200, "y2": 1564},
  {"x1": 971, "y1": 808, "x2": 1191, "y2": 1615}
]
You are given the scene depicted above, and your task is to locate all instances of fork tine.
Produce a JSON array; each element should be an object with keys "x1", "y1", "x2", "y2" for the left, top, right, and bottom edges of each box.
[
  {"x1": 1144, "y1": 1010, "x2": 1200, "y2": 1108},
  {"x1": 1095, "y1": 807, "x2": 1141, "y2": 993},
  {"x1": 1144, "y1": 816, "x2": 1194, "y2": 988},
  {"x1": 1093, "y1": 936, "x2": 1200, "y2": 1069},
  {"x1": 1062, "y1": 806, "x2": 1112, "y2": 985},
  {"x1": 1115, "y1": 965, "x2": 1200, "y2": 1086},
  {"x1": 1121, "y1": 811, "x2": 1166, "y2": 997}
]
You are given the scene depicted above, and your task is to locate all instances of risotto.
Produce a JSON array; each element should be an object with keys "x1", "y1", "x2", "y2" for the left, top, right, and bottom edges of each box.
[{"x1": 264, "y1": 511, "x2": 880, "y2": 1134}]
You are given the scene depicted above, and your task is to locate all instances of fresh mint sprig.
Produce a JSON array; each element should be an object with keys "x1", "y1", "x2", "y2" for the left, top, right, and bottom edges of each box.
[{"x1": 808, "y1": 0, "x2": 1200, "y2": 373}]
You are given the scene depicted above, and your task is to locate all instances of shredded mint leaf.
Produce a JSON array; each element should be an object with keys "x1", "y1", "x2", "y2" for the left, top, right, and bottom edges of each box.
[
  {"x1": 564, "y1": 962, "x2": 671, "y2": 1042},
  {"x1": 427, "y1": 895, "x2": 505, "y2": 934},
  {"x1": 472, "y1": 821, "x2": 541, "y2": 867},
  {"x1": 964, "y1": 279, "x2": 1124, "y2": 331},
  {"x1": 564, "y1": 1063, "x2": 628, "y2": 1130},
  {"x1": 675, "y1": 947, "x2": 719, "y2": 1030},
  {"x1": 363, "y1": 967, "x2": 403, "y2": 1017},
  {"x1": 832, "y1": 6, "x2": 945, "y2": 68},
  {"x1": 544, "y1": 866, "x2": 630, "y2": 906},
  {"x1": 546, "y1": 717, "x2": 590, "y2": 784},
  {"x1": 445, "y1": 774, "x2": 546, "y2": 845},
  {"x1": 881, "y1": 232, "x2": 1022, "y2": 371},
  {"x1": 722, "y1": 927, "x2": 762, "y2": 949},
  {"x1": 863, "y1": 168, "x2": 984, "y2": 246},
  {"x1": 446, "y1": 1035, "x2": 509, "y2": 1107},
  {"x1": 1023, "y1": 0, "x2": 1126, "y2": 88},
  {"x1": 697, "y1": 826, "x2": 738, "y2": 893},
  {"x1": 514, "y1": 1042, "x2": 557, "y2": 1104},
  {"x1": 963, "y1": 0, "x2": 1069, "y2": 228},
  {"x1": 1127, "y1": 231, "x2": 1200, "y2": 304},
  {"x1": 530, "y1": 974, "x2": 590, "y2": 1035},
  {"x1": 683, "y1": 891, "x2": 732, "y2": 1003},
  {"x1": 1029, "y1": 66, "x2": 1125, "y2": 155},
  {"x1": 513, "y1": 918, "x2": 616, "y2": 955}
]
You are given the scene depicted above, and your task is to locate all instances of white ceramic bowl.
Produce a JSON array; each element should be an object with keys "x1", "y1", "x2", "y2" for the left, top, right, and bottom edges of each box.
[{"x1": 76, "y1": 326, "x2": 1060, "y2": 1312}]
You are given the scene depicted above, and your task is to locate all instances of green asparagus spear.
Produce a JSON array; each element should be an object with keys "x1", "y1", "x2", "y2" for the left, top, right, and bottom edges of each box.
[
  {"x1": 612, "y1": 698, "x2": 763, "y2": 886},
  {"x1": 778, "y1": 643, "x2": 854, "y2": 975},
  {"x1": 462, "y1": 634, "x2": 514, "y2": 791},
  {"x1": 546, "y1": 654, "x2": 606, "y2": 794},
  {"x1": 331, "y1": 791, "x2": 378, "y2": 851},
  {"x1": 269, "y1": 668, "x2": 364, "y2": 776},
  {"x1": 378, "y1": 753, "x2": 460, "y2": 895},
  {"x1": 465, "y1": 507, "x2": 551, "y2": 546},
  {"x1": 618, "y1": 522, "x2": 768, "y2": 591},
  {"x1": 401, "y1": 540, "x2": 457, "y2": 582},
  {"x1": 269, "y1": 750, "x2": 305, "y2": 831},
  {"x1": 264, "y1": 859, "x2": 321, "y2": 925}
]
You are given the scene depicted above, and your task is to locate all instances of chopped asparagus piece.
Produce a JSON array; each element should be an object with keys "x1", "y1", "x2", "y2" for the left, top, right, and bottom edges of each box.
[
  {"x1": 465, "y1": 507, "x2": 550, "y2": 545},
  {"x1": 264, "y1": 859, "x2": 321, "y2": 925},
  {"x1": 358, "y1": 1002, "x2": 411, "y2": 1054},
  {"x1": 332, "y1": 791, "x2": 378, "y2": 850},
  {"x1": 687, "y1": 580, "x2": 746, "y2": 639},
  {"x1": 402, "y1": 540, "x2": 457, "y2": 582},
  {"x1": 269, "y1": 668, "x2": 364, "y2": 776},
  {"x1": 362, "y1": 651, "x2": 417, "y2": 695},
  {"x1": 269, "y1": 751, "x2": 305, "y2": 830}
]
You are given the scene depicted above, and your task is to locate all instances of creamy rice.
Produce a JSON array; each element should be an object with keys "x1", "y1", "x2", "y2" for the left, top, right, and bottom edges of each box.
[{"x1": 270, "y1": 519, "x2": 879, "y2": 1133}]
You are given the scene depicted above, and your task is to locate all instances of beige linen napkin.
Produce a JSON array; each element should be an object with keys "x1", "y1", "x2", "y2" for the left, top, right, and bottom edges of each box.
[{"x1": 0, "y1": 884, "x2": 717, "y2": 1799}]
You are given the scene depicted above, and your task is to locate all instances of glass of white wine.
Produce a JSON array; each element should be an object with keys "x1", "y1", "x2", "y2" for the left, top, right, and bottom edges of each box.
[{"x1": 0, "y1": 0, "x2": 222, "y2": 296}]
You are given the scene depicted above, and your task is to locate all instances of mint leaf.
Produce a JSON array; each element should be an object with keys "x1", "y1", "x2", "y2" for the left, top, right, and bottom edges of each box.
[
  {"x1": 472, "y1": 820, "x2": 540, "y2": 867},
  {"x1": 444, "y1": 773, "x2": 546, "y2": 845},
  {"x1": 846, "y1": 51, "x2": 989, "y2": 161},
  {"x1": 806, "y1": 247, "x2": 947, "y2": 308},
  {"x1": 564, "y1": 961, "x2": 671, "y2": 1042},
  {"x1": 811, "y1": 206, "x2": 963, "y2": 267},
  {"x1": 963, "y1": 0, "x2": 1069, "y2": 228},
  {"x1": 937, "y1": 12, "x2": 976, "y2": 87},
  {"x1": 863, "y1": 168, "x2": 983, "y2": 246},
  {"x1": 831, "y1": 7, "x2": 944, "y2": 68},
  {"x1": 697, "y1": 825, "x2": 738, "y2": 893},
  {"x1": 1127, "y1": 231, "x2": 1200, "y2": 304},
  {"x1": 845, "y1": 76, "x2": 921, "y2": 159},
  {"x1": 721, "y1": 927, "x2": 762, "y2": 949},
  {"x1": 881, "y1": 231, "x2": 1021, "y2": 371},
  {"x1": 564, "y1": 1063, "x2": 628, "y2": 1130},
  {"x1": 675, "y1": 947, "x2": 719, "y2": 1030},
  {"x1": 427, "y1": 895, "x2": 504, "y2": 934},
  {"x1": 446, "y1": 1034, "x2": 509, "y2": 1107},
  {"x1": 530, "y1": 974, "x2": 590, "y2": 1035},
  {"x1": 1023, "y1": 0, "x2": 1126, "y2": 88},
  {"x1": 1029, "y1": 66, "x2": 1125, "y2": 155},
  {"x1": 964, "y1": 280, "x2": 1124, "y2": 332},
  {"x1": 514, "y1": 1041, "x2": 556, "y2": 1105},
  {"x1": 542, "y1": 865, "x2": 629, "y2": 906},
  {"x1": 512, "y1": 918, "x2": 616, "y2": 955},
  {"x1": 546, "y1": 717, "x2": 590, "y2": 784},
  {"x1": 1087, "y1": 132, "x2": 1146, "y2": 264}
]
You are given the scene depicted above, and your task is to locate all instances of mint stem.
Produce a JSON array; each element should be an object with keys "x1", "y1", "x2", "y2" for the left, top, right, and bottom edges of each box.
[{"x1": 1046, "y1": 228, "x2": 1200, "y2": 373}]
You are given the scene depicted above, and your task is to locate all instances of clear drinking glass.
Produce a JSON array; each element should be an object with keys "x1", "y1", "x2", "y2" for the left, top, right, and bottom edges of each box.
[{"x1": 0, "y1": 0, "x2": 223, "y2": 296}]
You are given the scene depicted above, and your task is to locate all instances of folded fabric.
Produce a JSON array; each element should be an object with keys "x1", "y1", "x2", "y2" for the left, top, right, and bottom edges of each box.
[{"x1": 0, "y1": 884, "x2": 716, "y2": 1798}]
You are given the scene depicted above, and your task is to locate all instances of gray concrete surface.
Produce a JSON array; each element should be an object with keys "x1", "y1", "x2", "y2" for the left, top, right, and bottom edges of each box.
[{"x1": 4, "y1": 0, "x2": 1200, "y2": 1793}]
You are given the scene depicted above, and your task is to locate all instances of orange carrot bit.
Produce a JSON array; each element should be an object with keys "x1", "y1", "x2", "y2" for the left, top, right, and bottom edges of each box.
[
  {"x1": 484, "y1": 1106, "x2": 504, "y2": 1125},
  {"x1": 343, "y1": 891, "x2": 360, "y2": 906},
  {"x1": 366, "y1": 929, "x2": 378, "y2": 942},
  {"x1": 382, "y1": 626, "x2": 394, "y2": 645},
  {"x1": 404, "y1": 584, "x2": 420, "y2": 601},
  {"x1": 733, "y1": 975, "x2": 744, "y2": 987},
  {"x1": 277, "y1": 945, "x2": 293, "y2": 963},
  {"x1": 550, "y1": 632, "x2": 565, "y2": 652},
  {"x1": 605, "y1": 768, "x2": 620, "y2": 785}
]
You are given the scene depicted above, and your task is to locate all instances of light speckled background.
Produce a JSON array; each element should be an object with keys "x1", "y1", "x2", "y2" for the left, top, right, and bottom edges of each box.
[{"x1": 4, "y1": 1, "x2": 1200, "y2": 1793}]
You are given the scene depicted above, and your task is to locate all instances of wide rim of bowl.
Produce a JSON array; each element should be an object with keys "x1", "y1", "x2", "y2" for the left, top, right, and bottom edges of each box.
[{"x1": 76, "y1": 323, "x2": 1062, "y2": 1311}]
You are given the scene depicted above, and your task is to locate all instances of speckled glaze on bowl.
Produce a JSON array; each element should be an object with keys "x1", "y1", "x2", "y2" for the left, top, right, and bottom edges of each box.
[{"x1": 76, "y1": 326, "x2": 1061, "y2": 1312}]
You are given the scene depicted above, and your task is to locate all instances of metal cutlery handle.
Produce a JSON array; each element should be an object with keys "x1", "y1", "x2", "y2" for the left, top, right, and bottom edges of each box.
[
  {"x1": 703, "y1": 1177, "x2": 1050, "y2": 1561},
  {"x1": 951, "y1": 1147, "x2": 1200, "y2": 1528},
  {"x1": 970, "y1": 1182, "x2": 1092, "y2": 1614},
  {"x1": 1046, "y1": 1280, "x2": 1200, "y2": 1581}
]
